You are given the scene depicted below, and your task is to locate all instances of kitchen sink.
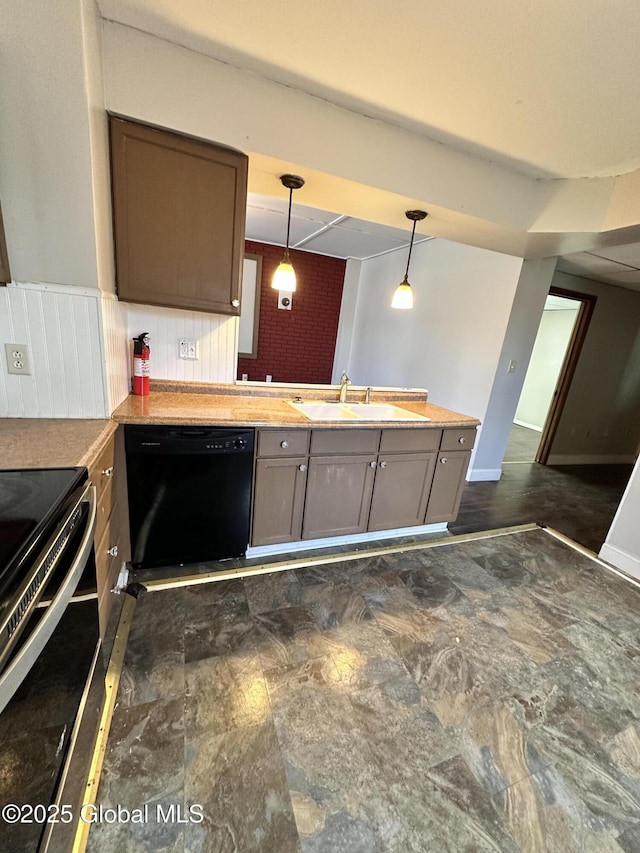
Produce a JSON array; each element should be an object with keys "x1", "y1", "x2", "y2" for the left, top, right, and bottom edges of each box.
[
  {"x1": 288, "y1": 400, "x2": 430, "y2": 421},
  {"x1": 348, "y1": 403, "x2": 430, "y2": 421},
  {"x1": 288, "y1": 401, "x2": 360, "y2": 420}
]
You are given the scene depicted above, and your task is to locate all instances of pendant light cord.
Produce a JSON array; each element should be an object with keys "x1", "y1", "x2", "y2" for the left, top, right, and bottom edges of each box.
[
  {"x1": 403, "y1": 219, "x2": 418, "y2": 283},
  {"x1": 284, "y1": 186, "x2": 293, "y2": 261}
]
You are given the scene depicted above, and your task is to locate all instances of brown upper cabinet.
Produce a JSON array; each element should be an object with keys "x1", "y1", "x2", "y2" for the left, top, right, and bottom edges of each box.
[
  {"x1": 109, "y1": 116, "x2": 248, "y2": 315},
  {"x1": 0, "y1": 199, "x2": 11, "y2": 284}
]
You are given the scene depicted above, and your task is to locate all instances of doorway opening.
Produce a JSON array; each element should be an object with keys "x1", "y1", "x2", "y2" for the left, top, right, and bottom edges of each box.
[{"x1": 505, "y1": 286, "x2": 596, "y2": 465}]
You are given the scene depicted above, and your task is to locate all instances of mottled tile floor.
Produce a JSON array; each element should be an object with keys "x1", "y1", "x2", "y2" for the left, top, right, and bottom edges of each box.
[{"x1": 88, "y1": 529, "x2": 640, "y2": 852}]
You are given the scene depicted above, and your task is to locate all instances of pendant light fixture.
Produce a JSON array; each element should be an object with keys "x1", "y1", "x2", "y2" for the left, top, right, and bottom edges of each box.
[
  {"x1": 391, "y1": 209, "x2": 428, "y2": 310},
  {"x1": 272, "y1": 174, "x2": 305, "y2": 292}
]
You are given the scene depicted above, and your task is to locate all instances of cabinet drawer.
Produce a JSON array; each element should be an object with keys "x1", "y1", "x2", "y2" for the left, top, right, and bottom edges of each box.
[
  {"x1": 94, "y1": 485, "x2": 114, "y2": 551},
  {"x1": 89, "y1": 437, "x2": 116, "y2": 505},
  {"x1": 257, "y1": 429, "x2": 310, "y2": 458},
  {"x1": 310, "y1": 429, "x2": 380, "y2": 456},
  {"x1": 440, "y1": 428, "x2": 477, "y2": 452},
  {"x1": 94, "y1": 503, "x2": 122, "y2": 598},
  {"x1": 379, "y1": 428, "x2": 442, "y2": 454}
]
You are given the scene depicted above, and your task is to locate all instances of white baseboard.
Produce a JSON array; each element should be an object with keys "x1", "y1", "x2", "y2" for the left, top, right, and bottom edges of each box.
[
  {"x1": 246, "y1": 523, "x2": 449, "y2": 559},
  {"x1": 547, "y1": 454, "x2": 636, "y2": 465},
  {"x1": 513, "y1": 419, "x2": 543, "y2": 432},
  {"x1": 467, "y1": 468, "x2": 502, "y2": 482},
  {"x1": 599, "y1": 543, "x2": 640, "y2": 581}
]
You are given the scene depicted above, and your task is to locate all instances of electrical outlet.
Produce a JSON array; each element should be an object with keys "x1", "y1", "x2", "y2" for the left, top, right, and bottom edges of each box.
[
  {"x1": 178, "y1": 338, "x2": 199, "y2": 360},
  {"x1": 5, "y1": 343, "x2": 31, "y2": 375}
]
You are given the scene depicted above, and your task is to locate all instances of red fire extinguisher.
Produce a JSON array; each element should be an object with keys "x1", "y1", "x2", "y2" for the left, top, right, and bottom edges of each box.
[{"x1": 132, "y1": 332, "x2": 150, "y2": 396}]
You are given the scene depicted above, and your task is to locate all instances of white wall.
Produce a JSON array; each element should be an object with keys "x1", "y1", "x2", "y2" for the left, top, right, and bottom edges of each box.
[
  {"x1": 0, "y1": 0, "x2": 102, "y2": 289},
  {"x1": 332, "y1": 259, "x2": 362, "y2": 384},
  {"x1": 600, "y1": 457, "x2": 640, "y2": 579},
  {"x1": 514, "y1": 303, "x2": 579, "y2": 431},
  {"x1": 337, "y1": 238, "x2": 524, "y2": 469},
  {"x1": 547, "y1": 272, "x2": 640, "y2": 464},
  {"x1": 470, "y1": 258, "x2": 558, "y2": 479}
]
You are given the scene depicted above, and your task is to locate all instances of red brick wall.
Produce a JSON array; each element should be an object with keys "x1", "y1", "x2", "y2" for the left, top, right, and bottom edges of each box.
[{"x1": 237, "y1": 241, "x2": 346, "y2": 384}]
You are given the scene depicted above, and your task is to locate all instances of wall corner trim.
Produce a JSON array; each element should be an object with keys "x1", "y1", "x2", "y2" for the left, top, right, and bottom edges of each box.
[
  {"x1": 599, "y1": 543, "x2": 640, "y2": 581},
  {"x1": 467, "y1": 468, "x2": 502, "y2": 482}
]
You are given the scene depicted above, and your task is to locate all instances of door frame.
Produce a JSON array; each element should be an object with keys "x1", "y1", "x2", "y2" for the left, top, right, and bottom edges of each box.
[{"x1": 535, "y1": 286, "x2": 597, "y2": 464}]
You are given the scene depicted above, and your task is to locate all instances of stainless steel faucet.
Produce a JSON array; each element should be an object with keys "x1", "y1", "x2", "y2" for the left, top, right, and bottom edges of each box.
[
  {"x1": 365, "y1": 386, "x2": 372, "y2": 404},
  {"x1": 339, "y1": 371, "x2": 351, "y2": 402}
]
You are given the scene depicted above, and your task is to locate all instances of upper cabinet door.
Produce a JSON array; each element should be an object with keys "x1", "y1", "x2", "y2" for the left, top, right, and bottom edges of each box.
[{"x1": 109, "y1": 116, "x2": 248, "y2": 315}]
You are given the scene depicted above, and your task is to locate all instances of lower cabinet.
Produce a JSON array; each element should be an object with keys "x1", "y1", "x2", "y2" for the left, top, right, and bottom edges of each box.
[
  {"x1": 424, "y1": 451, "x2": 471, "y2": 524},
  {"x1": 252, "y1": 457, "x2": 308, "y2": 547},
  {"x1": 89, "y1": 427, "x2": 131, "y2": 636},
  {"x1": 302, "y1": 455, "x2": 377, "y2": 540},
  {"x1": 251, "y1": 426, "x2": 475, "y2": 547},
  {"x1": 368, "y1": 452, "x2": 436, "y2": 531}
]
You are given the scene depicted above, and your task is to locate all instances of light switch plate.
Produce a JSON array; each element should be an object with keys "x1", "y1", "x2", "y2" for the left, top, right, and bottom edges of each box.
[
  {"x1": 178, "y1": 338, "x2": 199, "y2": 360},
  {"x1": 5, "y1": 343, "x2": 31, "y2": 375}
]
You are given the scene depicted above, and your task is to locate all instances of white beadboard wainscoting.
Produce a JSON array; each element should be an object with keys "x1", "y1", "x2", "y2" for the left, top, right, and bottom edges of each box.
[
  {"x1": 126, "y1": 303, "x2": 238, "y2": 384},
  {"x1": 1, "y1": 286, "x2": 240, "y2": 419},
  {"x1": 0, "y1": 282, "x2": 109, "y2": 418}
]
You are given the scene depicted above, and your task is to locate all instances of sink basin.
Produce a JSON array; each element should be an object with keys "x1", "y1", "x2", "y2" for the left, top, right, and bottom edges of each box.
[
  {"x1": 288, "y1": 400, "x2": 430, "y2": 422},
  {"x1": 348, "y1": 403, "x2": 430, "y2": 421},
  {"x1": 288, "y1": 401, "x2": 360, "y2": 420}
]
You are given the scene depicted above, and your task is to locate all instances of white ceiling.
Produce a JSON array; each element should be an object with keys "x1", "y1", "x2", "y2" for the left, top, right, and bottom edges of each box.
[
  {"x1": 99, "y1": 0, "x2": 640, "y2": 293},
  {"x1": 98, "y1": 0, "x2": 640, "y2": 181},
  {"x1": 247, "y1": 193, "x2": 640, "y2": 293},
  {"x1": 556, "y1": 245, "x2": 640, "y2": 293},
  {"x1": 246, "y1": 193, "x2": 432, "y2": 260}
]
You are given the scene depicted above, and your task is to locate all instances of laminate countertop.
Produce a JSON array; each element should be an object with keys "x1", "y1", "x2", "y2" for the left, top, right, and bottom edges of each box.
[
  {"x1": 0, "y1": 392, "x2": 480, "y2": 471},
  {"x1": 0, "y1": 418, "x2": 117, "y2": 470},
  {"x1": 112, "y1": 391, "x2": 480, "y2": 429}
]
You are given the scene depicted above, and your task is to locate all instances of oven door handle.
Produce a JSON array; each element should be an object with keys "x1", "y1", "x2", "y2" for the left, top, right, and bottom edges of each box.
[{"x1": 0, "y1": 484, "x2": 97, "y2": 715}]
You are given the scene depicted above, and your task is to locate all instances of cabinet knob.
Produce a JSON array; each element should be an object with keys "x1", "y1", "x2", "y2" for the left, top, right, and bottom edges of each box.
[
  {"x1": 370, "y1": 461, "x2": 377, "y2": 468},
  {"x1": 299, "y1": 464, "x2": 307, "y2": 472},
  {"x1": 107, "y1": 545, "x2": 119, "y2": 557},
  {"x1": 280, "y1": 440, "x2": 289, "y2": 448},
  {"x1": 231, "y1": 299, "x2": 240, "y2": 308},
  {"x1": 102, "y1": 466, "x2": 114, "y2": 477},
  {"x1": 458, "y1": 437, "x2": 466, "y2": 444},
  {"x1": 441, "y1": 457, "x2": 448, "y2": 464},
  {"x1": 379, "y1": 461, "x2": 387, "y2": 468}
]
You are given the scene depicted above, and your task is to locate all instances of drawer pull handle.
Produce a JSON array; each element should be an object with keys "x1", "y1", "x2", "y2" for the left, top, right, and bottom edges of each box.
[
  {"x1": 458, "y1": 437, "x2": 466, "y2": 444},
  {"x1": 231, "y1": 299, "x2": 240, "y2": 308},
  {"x1": 379, "y1": 461, "x2": 387, "y2": 468},
  {"x1": 370, "y1": 461, "x2": 377, "y2": 468},
  {"x1": 299, "y1": 464, "x2": 307, "y2": 472},
  {"x1": 280, "y1": 441, "x2": 289, "y2": 448},
  {"x1": 441, "y1": 457, "x2": 447, "y2": 464},
  {"x1": 102, "y1": 466, "x2": 114, "y2": 477},
  {"x1": 107, "y1": 545, "x2": 119, "y2": 557}
]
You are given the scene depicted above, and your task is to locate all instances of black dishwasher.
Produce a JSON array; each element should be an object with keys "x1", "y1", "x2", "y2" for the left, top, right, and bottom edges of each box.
[{"x1": 125, "y1": 425, "x2": 255, "y2": 569}]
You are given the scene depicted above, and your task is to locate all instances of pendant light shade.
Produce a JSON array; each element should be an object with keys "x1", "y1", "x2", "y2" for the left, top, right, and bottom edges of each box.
[
  {"x1": 272, "y1": 174, "x2": 305, "y2": 292},
  {"x1": 391, "y1": 210, "x2": 428, "y2": 310},
  {"x1": 391, "y1": 281, "x2": 414, "y2": 310}
]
